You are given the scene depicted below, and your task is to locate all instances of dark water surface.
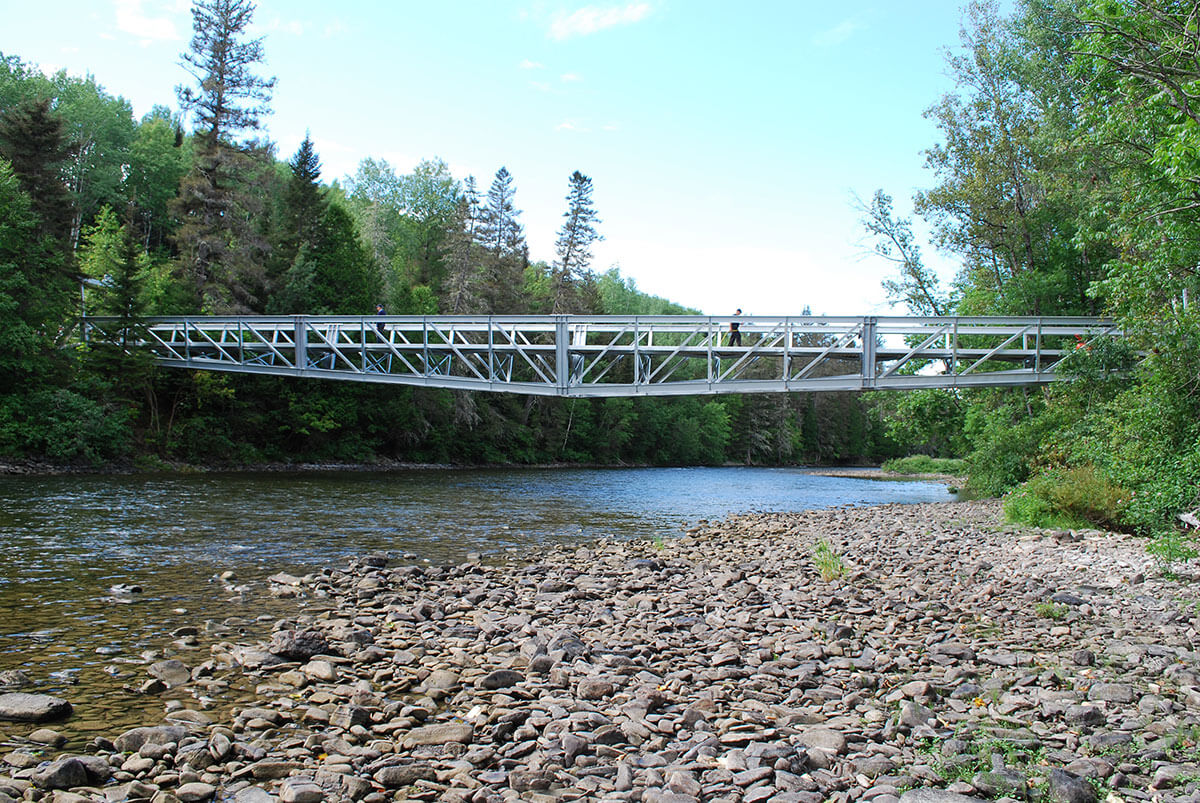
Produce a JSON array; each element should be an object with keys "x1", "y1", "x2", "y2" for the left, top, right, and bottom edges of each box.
[{"x1": 0, "y1": 466, "x2": 949, "y2": 740}]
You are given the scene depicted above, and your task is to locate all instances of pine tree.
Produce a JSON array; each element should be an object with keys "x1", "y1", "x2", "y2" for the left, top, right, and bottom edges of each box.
[
  {"x1": 442, "y1": 176, "x2": 484, "y2": 313},
  {"x1": 0, "y1": 159, "x2": 71, "y2": 393},
  {"x1": 551, "y1": 171, "x2": 602, "y2": 313},
  {"x1": 172, "y1": 0, "x2": 276, "y2": 312},
  {"x1": 0, "y1": 97, "x2": 73, "y2": 247},
  {"x1": 270, "y1": 133, "x2": 328, "y2": 296},
  {"x1": 476, "y1": 167, "x2": 528, "y2": 312}
]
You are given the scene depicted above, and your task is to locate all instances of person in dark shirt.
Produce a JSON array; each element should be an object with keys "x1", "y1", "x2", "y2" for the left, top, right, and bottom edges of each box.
[{"x1": 729, "y1": 308, "x2": 742, "y2": 347}]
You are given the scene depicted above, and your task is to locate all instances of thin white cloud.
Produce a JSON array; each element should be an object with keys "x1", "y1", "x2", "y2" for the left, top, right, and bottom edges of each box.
[
  {"x1": 531, "y1": 80, "x2": 553, "y2": 93},
  {"x1": 602, "y1": 122, "x2": 620, "y2": 132},
  {"x1": 274, "y1": 18, "x2": 306, "y2": 36},
  {"x1": 520, "y1": 59, "x2": 545, "y2": 70},
  {"x1": 812, "y1": 17, "x2": 862, "y2": 47},
  {"x1": 549, "y1": 3, "x2": 652, "y2": 41},
  {"x1": 560, "y1": 72, "x2": 582, "y2": 82},
  {"x1": 323, "y1": 20, "x2": 349, "y2": 37},
  {"x1": 556, "y1": 120, "x2": 590, "y2": 133},
  {"x1": 114, "y1": 0, "x2": 181, "y2": 42}
]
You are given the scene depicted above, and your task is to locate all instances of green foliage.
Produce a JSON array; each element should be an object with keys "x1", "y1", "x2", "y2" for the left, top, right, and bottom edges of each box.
[
  {"x1": 881, "y1": 455, "x2": 967, "y2": 475},
  {"x1": 1004, "y1": 465, "x2": 1130, "y2": 530},
  {"x1": 812, "y1": 539, "x2": 845, "y2": 582},
  {"x1": 1034, "y1": 602, "x2": 1068, "y2": 620}
]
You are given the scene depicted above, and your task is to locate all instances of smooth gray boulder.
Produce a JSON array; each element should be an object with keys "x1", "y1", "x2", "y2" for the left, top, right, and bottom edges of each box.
[{"x1": 0, "y1": 692, "x2": 72, "y2": 722}]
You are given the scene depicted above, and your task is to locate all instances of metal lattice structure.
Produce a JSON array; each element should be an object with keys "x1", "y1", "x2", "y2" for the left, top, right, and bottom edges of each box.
[{"x1": 82, "y1": 314, "x2": 1127, "y2": 397}]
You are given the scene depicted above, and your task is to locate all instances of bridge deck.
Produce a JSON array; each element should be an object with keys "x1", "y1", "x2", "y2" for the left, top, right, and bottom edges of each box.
[{"x1": 82, "y1": 314, "x2": 1124, "y2": 397}]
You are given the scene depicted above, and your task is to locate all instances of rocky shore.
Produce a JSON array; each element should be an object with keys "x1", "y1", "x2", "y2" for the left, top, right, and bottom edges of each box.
[{"x1": 3, "y1": 499, "x2": 1199, "y2": 803}]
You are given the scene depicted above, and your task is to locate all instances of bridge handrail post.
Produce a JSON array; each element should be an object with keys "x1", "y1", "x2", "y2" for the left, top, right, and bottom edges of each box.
[
  {"x1": 555, "y1": 316, "x2": 570, "y2": 394},
  {"x1": 861, "y1": 317, "x2": 877, "y2": 389},
  {"x1": 634, "y1": 319, "x2": 641, "y2": 384},
  {"x1": 1035, "y1": 318, "x2": 1042, "y2": 373},
  {"x1": 783, "y1": 317, "x2": 791, "y2": 387},
  {"x1": 294, "y1": 316, "x2": 307, "y2": 370}
]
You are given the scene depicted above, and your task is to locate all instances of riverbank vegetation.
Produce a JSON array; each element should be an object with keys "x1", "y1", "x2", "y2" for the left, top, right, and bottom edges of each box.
[
  {"x1": 860, "y1": 0, "x2": 1200, "y2": 546},
  {"x1": 1, "y1": 0, "x2": 1198, "y2": 545}
]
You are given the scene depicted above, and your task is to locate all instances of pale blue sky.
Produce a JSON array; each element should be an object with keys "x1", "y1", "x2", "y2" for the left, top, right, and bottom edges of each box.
[{"x1": 3, "y1": 1, "x2": 976, "y2": 315}]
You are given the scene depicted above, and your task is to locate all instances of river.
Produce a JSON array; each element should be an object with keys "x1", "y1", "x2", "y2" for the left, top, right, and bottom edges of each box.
[{"x1": 0, "y1": 466, "x2": 949, "y2": 740}]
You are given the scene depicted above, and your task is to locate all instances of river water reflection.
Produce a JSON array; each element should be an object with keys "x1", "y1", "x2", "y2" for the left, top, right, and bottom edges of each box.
[{"x1": 0, "y1": 466, "x2": 949, "y2": 738}]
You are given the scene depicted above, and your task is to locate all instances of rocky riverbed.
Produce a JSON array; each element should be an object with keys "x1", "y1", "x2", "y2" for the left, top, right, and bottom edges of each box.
[{"x1": 3, "y1": 498, "x2": 1199, "y2": 803}]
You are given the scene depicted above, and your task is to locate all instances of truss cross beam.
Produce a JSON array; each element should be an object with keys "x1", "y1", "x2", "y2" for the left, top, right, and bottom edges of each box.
[{"x1": 81, "y1": 314, "x2": 1128, "y2": 397}]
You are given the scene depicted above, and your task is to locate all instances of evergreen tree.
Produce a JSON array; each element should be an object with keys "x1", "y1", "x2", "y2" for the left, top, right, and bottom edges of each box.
[
  {"x1": 442, "y1": 175, "x2": 484, "y2": 313},
  {"x1": 551, "y1": 170, "x2": 602, "y2": 313},
  {"x1": 270, "y1": 133, "x2": 328, "y2": 295},
  {"x1": 0, "y1": 159, "x2": 71, "y2": 395},
  {"x1": 476, "y1": 167, "x2": 528, "y2": 312},
  {"x1": 172, "y1": 0, "x2": 276, "y2": 312},
  {"x1": 0, "y1": 97, "x2": 73, "y2": 247}
]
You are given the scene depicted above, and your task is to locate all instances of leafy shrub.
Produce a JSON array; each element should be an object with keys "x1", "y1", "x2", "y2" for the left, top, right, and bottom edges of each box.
[
  {"x1": 882, "y1": 455, "x2": 967, "y2": 475},
  {"x1": 1034, "y1": 602, "x2": 1068, "y2": 620},
  {"x1": 1004, "y1": 465, "x2": 1130, "y2": 530}
]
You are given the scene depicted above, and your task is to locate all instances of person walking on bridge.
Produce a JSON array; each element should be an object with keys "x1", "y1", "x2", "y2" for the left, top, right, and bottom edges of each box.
[
  {"x1": 375, "y1": 303, "x2": 386, "y2": 337},
  {"x1": 729, "y1": 309, "x2": 742, "y2": 347}
]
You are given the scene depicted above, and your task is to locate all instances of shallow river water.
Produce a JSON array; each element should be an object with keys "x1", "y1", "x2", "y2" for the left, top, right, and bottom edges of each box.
[{"x1": 0, "y1": 466, "x2": 950, "y2": 741}]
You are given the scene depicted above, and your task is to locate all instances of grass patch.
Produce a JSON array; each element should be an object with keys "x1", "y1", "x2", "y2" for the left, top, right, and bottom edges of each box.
[
  {"x1": 882, "y1": 455, "x2": 967, "y2": 476},
  {"x1": 1004, "y1": 465, "x2": 1130, "y2": 530},
  {"x1": 1034, "y1": 602, "x2": 1068, "y2": 620},
  {"x1": 812, "y1": 539, "x2": 845, "y2": 581}
]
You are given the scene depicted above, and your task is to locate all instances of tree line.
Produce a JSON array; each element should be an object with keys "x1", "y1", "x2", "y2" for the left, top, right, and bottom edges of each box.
[
  {"x1": 863, "y1": 0, "x2": 1200, "y2": 541},
  {"x1": 0, "y1": 0, "x2": 894, "y2": 469}
]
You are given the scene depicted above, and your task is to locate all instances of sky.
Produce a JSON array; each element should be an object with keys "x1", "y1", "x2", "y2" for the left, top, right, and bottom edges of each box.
[{"x1": 2, "y1": 0, "x2": 977, "y2": 316}]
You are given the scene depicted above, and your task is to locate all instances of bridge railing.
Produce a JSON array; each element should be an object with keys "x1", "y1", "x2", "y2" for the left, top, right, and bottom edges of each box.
[{"x1": 80, "y1": 314, "x2": 1126, "y2": 396}]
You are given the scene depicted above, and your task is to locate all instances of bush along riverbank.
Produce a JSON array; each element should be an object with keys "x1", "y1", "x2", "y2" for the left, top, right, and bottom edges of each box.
[{"x1": 3, "y1": 499, "x2": 1200, "y2": 802}]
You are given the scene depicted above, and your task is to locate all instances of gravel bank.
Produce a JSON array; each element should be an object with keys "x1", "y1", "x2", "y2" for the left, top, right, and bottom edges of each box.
[{"x1": 3, "y1": 498, "x2": 1198, "y2": 803}]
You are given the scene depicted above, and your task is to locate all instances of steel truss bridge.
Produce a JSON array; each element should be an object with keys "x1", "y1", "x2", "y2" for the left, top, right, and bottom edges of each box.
[{"x1": 82, "y1": 314, "x2": 1125, "y2": 398}]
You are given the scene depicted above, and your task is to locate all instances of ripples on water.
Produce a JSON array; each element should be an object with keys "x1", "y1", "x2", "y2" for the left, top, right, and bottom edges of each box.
[{"x1": 0, "y1": 467, "x2": 949, "y2": 738}]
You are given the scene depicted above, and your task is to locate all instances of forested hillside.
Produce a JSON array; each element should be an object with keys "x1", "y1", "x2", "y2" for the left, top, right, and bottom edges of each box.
[{"x1": 0, "y1": 0, "x2": 891, "y2": 469}]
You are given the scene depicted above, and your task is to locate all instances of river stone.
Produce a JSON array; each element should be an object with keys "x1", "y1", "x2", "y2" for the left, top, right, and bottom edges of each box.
[
  {"x1": 0, "y1": 693, "x2": 72, "y2": 722},
  {"x1": 423, "y1": 669, "x2": 459, "y2": 691},
  {"x1": 797, "y1": 727, "x2": 846, "y2": 755},
  {"x1": 148, "y1": 660, "x2": 191, "y2": 687},
  {"x1": 900, "y1": 793, "x2": 986, "y2": 803},
  {"x1": 278, "y1": 778, "x2": 323, "y2": 803},
  {"x1": 248, "y1": 761, "x2": 305, "y2": 780},
  {"x1": 400, "y1": 723, "x2": 473, "y2": 748},
  {"x1": 480, "y1": 669, "x2": 523, "y2": 690},
  {"x1": 329, "y1": 705, "x2": 369, "y2": 730},
  {"x1": 301, "y1": 660, "x2": 337, "y2": 682},
  {"x1": 373, "y1": 764, "x2": 436, "y2": 788},
  {"x1": 33, "y1": 758, "x2": 88, "y2": 790},
  {"x1": 27, "y1": 728, "x2": 66, "y2": 746},
  {"x1": 1047, "y1": 769, "x2": 1097, "y2": 803},
  {"x1": 578, "y1": 678, "x2": 615, "y2": 699},
  {"x1": 114, "y1": 724, "x2": 188, "y2": 752},
  {"x1": 268, "y1": 630, "x2": 329, "y2": 661},
  {"x1": 1087, "y1": 683, "x2": 1135, "y2": 703},
  {"x1": 233, "y1": 787, "x2": 274, "y2": 803},
  {"x1": 0, "y1": 671, "x2": 31, "y2": 688},
  {"x1": 899, "y1": 701, "x2": 936, "y2": 728},
  {"x1": 176, "y1": 783, "x2": 216, "y2": 802}
]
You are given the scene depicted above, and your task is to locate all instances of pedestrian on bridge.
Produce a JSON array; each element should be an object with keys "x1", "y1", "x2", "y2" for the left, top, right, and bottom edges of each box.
[
  {"x1": 375, "y1": 303, "x2": 386, "y2": 337},
  {"x1": 729, "y1": 309, "x2": 742, "y2": 347}
]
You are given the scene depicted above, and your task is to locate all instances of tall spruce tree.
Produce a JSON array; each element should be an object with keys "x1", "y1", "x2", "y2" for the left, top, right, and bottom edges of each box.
[
  {"x1": 0, "y1": 97, "x2": 73, "y2": 248},
  {"x1": 271, "y1": 133, "x2": 327, "y2": 293},
  {"x1": 442, "y1": 175, "x2": 483, "y2": 313},
  {"x1": 476, "y1": 167, "x2": 528, "y2": 312},
  {"x1": 551, "y1": 170, "x2": 601, "y2": 313},
  {"x1": 173, "y1": 0, "x2": 276, "y2": 312}
]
